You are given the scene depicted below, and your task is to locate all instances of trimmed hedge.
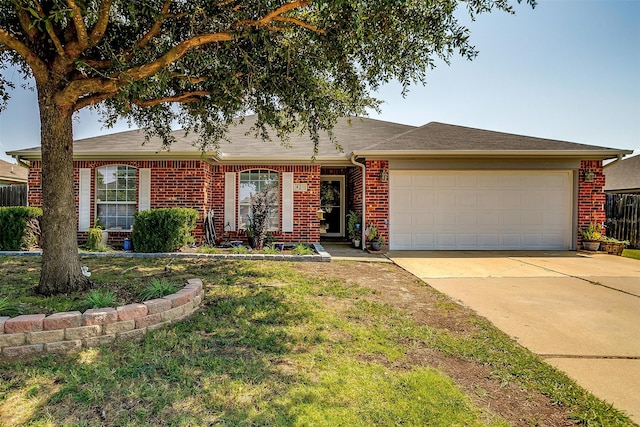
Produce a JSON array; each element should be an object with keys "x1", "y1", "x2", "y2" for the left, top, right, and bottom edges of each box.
[
  {"x1": 132, "y1": 208, "x2": 199, "y2": 253},
  {"x1": 0, "y1": 206, "x2": 43, "y2": 251}
]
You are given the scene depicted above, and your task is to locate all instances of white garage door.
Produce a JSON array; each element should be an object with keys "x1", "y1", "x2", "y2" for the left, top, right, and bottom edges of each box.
[{"x1": 389, "y1": 171, "x2": 572, "y2": 250}]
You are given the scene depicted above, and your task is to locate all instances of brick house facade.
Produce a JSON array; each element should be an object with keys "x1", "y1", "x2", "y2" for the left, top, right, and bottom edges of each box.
[{"x1": 13, "y1": 117, "x2": 630, "y2": 251}]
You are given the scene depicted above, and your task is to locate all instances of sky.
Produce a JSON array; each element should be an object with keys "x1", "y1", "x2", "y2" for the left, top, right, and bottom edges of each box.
[{"x1": 1, "y1": 0, "x2": 639, "y2": 163}]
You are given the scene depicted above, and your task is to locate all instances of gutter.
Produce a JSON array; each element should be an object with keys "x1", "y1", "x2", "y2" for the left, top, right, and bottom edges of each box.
[
  {"x1": 352, "y1": 149, "x2": 634, "y2": 160},
  {"x1": 350, "y1": 153, "x2": 366, "y2": 251}
]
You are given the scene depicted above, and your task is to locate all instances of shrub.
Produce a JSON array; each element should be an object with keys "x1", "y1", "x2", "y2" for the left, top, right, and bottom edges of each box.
[
  {"x1": 86, "y1": 227, "x2": 104, "y2": 251},
  {"x1": 80, "y1": 289, "x2": 117, "y2": 310},
  {"x1": 139, "y1": 278, "x2": 179, "y2": 301},
  {"x1": 262, "y1": 245, "x2": 279, "y2": 254},
  {"x1": 132, "y1": 208, "x2": 199, "y2": 253},
  {"x1": 0, "y1": 297, "x2": 24, "y2": 317},
  {"x1": 231, "y1": 245, "x2": 250, "y2": 254},
  {"x1": 247, "y1": 187, "x2": 277, "y2": 250},
  {"x1": 292, "y1": 243, "x2": 315, "y2": 255},
  {"x1": 0, "y1": 206, "x2": 43, "y2": 250}
]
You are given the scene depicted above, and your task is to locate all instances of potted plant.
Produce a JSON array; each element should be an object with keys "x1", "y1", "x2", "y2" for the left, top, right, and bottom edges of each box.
[
  {"x1": 94, "y1": 218, "x2": 108, "y2": 246},
  {"x1": 346, "y1": 211, "x2": 362, "y2": 248},
  {"x1": 367, "y1": 224, "x2": 385, "y2": 252},
  {"x1": 579, "y1": 222, "x2": 602, "y2": 251},
  {"x1": 599, "y1": 237, "x2": 629, "y2": 256}
]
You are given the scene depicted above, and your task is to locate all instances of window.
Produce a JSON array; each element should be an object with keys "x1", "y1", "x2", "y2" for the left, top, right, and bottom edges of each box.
[
  {"x1": 239, "y1": 169, "x2": 279, "y2": 229},
  {"x1": 96, "y1": 165, "x2": 137, "y2": 230}
]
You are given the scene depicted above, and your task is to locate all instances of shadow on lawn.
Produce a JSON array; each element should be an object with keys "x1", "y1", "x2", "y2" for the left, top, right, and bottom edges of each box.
[{"x1": 1, "y1": 280, "x2": 311, "y2": 426}]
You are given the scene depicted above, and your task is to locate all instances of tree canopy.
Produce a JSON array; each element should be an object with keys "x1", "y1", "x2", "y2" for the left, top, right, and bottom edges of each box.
[
  {"x1": 1, "y1": 0, "x2": 533, "y2": 146},
  {"x1": 0, "y1": 0, "x2": 533, "y2": 294}
]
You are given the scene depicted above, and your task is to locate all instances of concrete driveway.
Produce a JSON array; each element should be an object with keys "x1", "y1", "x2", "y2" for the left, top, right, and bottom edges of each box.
[{"x1": 389, "y1": 250, "x2": 640, "y2": 423}]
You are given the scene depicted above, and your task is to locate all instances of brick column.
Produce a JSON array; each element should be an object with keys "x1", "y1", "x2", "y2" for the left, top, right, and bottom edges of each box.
[
  {"x1": 578, "y1": 160, "x2": 606, "y2": 243},
  {"x1": 364, "y1": 160, "x2": 389, "y2": 242}
]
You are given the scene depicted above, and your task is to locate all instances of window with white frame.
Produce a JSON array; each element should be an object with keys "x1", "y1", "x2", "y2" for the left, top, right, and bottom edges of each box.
[
  {"x1": 239, "y1": 169, "x2": 279, "y2": 230},
  {"x1": 96, "y1": 165, "x2": 137, "y2": 230}
]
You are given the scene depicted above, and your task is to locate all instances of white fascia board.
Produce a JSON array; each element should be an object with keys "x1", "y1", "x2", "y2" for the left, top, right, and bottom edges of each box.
[{"x1": 352, "y1": 149, "x2": 634, "y2": 160}]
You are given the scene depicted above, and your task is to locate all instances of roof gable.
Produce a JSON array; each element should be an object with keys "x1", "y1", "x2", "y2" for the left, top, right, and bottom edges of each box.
[
  {"x1": 604, "y1": 154, "x2": 640, "y2": 192},
  {"x1": 0, "y1": 159, "x2": 28, "y2": 183}
]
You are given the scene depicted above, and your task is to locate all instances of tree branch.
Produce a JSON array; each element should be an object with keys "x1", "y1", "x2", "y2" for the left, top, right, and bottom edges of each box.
[
  {"x1": 31, "y1": 0, "x2": 66, "y2": 57},
  {"x1": 131, "y1": 91, "x2": 211, "y2": 107},
  {"x1": 65, "y1": 1, "x2": 313, "y2": 105},
  {"x1": 66, "y1": 0, "x2": 89, "y2": 50},
  {"x1": 272, "y1": 16, "x2": 324, "y2": 33},
  {"x1": 89, "y1": 0, "x2": 113, "y2": 45},
  {"x1": 14, "y1": 3, "x2": 39, "y2": 43},
  {"x1": 74, "y1": 91, "x2": 117, "y2": 111},
  {"x1": 0, "y1": 28, "x2": 48, "y2": 80},
  {"x1": 135, "y1": 0, "x2": 173, "y2": 52}
]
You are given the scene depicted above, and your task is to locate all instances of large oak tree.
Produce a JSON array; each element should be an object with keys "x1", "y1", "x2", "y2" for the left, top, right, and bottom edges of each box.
[{"x1": 0, "y1": 0, "x2": 532, "y2": 295}]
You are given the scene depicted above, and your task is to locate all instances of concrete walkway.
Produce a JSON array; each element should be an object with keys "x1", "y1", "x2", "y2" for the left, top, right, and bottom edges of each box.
[
  {"x1": 389, "y1": 251, "x2": 640, "y2": 424},
  {"x1": 321, "y1": 242, "x2": 392, "y2": 262}
]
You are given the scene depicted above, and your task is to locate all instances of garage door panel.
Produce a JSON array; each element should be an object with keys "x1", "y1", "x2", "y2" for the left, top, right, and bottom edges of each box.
[
  {"x1": 390, "y1": 170, "x2": 572, "y2": 250},
  {"x1": 414, "y1": 174, "x2": 435, "y2": 187},
  {"x1": 414, "y1": 234, "x2": 434, "y2": 247},
  {"x1": 413, "y1": 193, "x2": 434, "y2": 210},
  {"x1": 414, "y1": 213, "x2": 434, "y2": 226},
  {"x1": 478, "y1": 234, "x2": 500, "y2": 248}
]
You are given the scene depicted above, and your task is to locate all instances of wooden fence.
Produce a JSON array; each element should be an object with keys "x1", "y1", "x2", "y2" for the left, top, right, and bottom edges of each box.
[
  {"x1": 605, "y1": 193, "x2": 640, "y2": 249},
  {"x1": 0, "y1": 184, "x2": 27, "y2": 207}
]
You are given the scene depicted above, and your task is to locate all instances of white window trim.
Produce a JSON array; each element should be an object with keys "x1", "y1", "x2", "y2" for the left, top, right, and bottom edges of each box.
[
  {"x1": 94, "y1": 164, "x2": 138, "y2": 231},
  {"x1": 237, "y1": 169, "x2": 281, "y2": 232}
]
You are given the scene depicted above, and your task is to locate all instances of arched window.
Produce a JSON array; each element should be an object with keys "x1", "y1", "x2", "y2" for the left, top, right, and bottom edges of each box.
[
  {"x1": 96, "y1": 165, "x2": 137, "y2": 230},
  {"x1": 239, "y1": 169, "x2": 279, "y2": 229}
]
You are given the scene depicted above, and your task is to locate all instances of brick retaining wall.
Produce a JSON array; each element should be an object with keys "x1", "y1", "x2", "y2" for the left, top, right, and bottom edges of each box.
[{"x1": 0, "y1": 278, "x2": 205, "y2": 360}]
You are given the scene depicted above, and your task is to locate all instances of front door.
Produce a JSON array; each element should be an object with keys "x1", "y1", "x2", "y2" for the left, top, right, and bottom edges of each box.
[{"x1": 320, "y1": 176, "x2": 345, "y2": 237}]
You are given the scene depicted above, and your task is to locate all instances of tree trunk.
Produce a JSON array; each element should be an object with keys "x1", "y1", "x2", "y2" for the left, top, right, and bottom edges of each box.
[{"x1": 36, "y1": 83, "x2": 91, "y2": 295}]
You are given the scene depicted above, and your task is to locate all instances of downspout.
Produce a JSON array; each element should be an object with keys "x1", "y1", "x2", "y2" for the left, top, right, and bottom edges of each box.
[
  {"x1": 350, "y1": 153, "x2": 366, "y2": 250},
  {"x1": 13, "y1": 156, "x2": 30, "y2": 169}
]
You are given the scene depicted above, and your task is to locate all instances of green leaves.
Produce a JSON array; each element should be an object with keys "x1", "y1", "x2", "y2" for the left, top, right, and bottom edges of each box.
[{"x1": 1, "y1": 0, "x2": 533, "y2": 151}]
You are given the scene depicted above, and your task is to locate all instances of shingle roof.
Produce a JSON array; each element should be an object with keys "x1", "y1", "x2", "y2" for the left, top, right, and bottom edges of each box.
[
  {"x1": 9, "y1": 115, "x2": 416, "y2": 161},
  {"x1": 8, "y1": 116, "x2": 630, "y2": 162},
  {"x1": 604, "y1": 154, "x2": 640, "y2": 193},
  {"x1": 0, "y1": 159, "x2": 28, "y2": 184},
  {"x1": 362, "y1": 122, "x2": 621, "y2": 152}
]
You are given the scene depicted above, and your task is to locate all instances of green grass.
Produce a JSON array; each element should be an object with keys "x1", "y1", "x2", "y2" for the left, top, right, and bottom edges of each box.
[
  {"x1": 0, "y1": 256, "x2": 634, "y2": 426},
  {"x1": 622, "y1": 248, "x2": 640, "y2": 260}
]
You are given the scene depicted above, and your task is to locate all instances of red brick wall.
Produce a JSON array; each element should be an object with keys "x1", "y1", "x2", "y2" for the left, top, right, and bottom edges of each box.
[
  {"x1": 212, "y1": 165, "x2": 321, "y2": 243},
  {"x1": 578, "y1": 160, "x2": 606, "y2": 242},
  {"x1": 27, "y1": 162, "x2": 42, "y2": 207},
  {"x1": 29, "y1": 160, "x2": 211, "y2": 245},
  {"x1": 364, "y1": 160, "x2": 389, "y2": 243}
]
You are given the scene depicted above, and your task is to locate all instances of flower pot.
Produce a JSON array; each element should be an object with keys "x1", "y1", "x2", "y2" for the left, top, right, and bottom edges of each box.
[
  {"x1": 100, "y1": 230, "x2": 108, "y2": 246},
  {"x1": 370, "y1": 240, "x2": 382, "y2": 251},
  {"x1": 582, "y1": 241, "x2": 600, "y2": 251},
  {"x1": 352, "y1": 239, "x2": 361, "y2": 249}
]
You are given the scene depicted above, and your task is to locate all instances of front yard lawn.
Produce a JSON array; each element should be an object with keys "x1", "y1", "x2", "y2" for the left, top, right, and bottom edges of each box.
[
  {"x1": 622, "y1": 248, "x2": 640, "y2": 260},
  {"x1": 0, "y1": 257, "x2": 634, "y2": 426}
]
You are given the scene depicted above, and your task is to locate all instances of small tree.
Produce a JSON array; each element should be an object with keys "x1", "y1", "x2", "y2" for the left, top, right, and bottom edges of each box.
[{"x1": 248, "y1": 187, "x2": 277, "y2": 250}]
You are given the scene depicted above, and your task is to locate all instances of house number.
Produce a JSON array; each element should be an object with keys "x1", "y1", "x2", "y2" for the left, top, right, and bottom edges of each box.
[{"x1": 294, "y1": 183, "x2": 308, "y2": 192}]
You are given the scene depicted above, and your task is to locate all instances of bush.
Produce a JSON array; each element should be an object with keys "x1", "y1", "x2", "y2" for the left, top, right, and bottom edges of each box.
[
  {"x1": 86, "y1": 227, "x2": 104, "y2": 251},
  {"x1": 139, "y1": 278, "x2": 179, "y2": 301},
  {"x1": 0, "y1": 297, "x2": 24, "y2": 317},
  {"x1": 132, "y1": 208, "x2": 199, "y2": 253},
  {"x1": 80, "y1": 289, "x2": 118, "y2": 310},
  {"x1": 0, "y1": 206, "x2": 43, "y2": 250}
]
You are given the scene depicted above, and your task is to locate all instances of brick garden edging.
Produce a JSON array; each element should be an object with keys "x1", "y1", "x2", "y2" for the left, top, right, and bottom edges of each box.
[{"x1": 0, "y1": 278, "x2": 205, "y2": 360}]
